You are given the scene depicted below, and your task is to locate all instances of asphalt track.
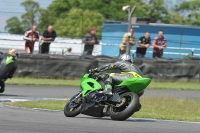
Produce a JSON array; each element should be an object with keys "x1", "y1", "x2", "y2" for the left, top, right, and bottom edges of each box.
[
  {"x1": 0, "y1": 85, "x2": 200, "y2": 99},
  {"x1": 0, "y1": 85, "x2": 200, "y2": 133}
]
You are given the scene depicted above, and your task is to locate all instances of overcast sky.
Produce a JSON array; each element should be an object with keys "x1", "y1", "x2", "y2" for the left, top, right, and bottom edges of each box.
[{"x1": 0, "y1": 0, "x2": 53, "y2": 13}]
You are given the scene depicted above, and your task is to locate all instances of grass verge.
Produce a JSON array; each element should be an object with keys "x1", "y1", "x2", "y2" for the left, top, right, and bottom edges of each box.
[
  {"x1": 4, "y1": 96, "x2": 200, "y2": 122},
  {"x1": 4, "y1": 100, "x2": 68, "y2": 111},
  {"x1": 6, "y1": 77, "x2": 200, "y2": 90},
  {"x1": 6, "y1": 77, "x2": 80, "y2": 87},
  {"x1": 134, "y1": 96, "x2": 200, "y2": 122}
]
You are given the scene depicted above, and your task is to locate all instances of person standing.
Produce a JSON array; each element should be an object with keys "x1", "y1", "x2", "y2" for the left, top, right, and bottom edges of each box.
[
  {"x1": 136, "y1": 31, "x2": 151, "y2": 58},
  {"x1": 152, "y1": 30, "x2": 167, "y2": 58},
  {"x1": 82, "y1": 28, "x2": 99, "y2": 55},
  {"x1": 120, "y1": 28, "x2": 136, "y2": 55},
  {"x1": 23, "y1": 25, "x2": 39, "y2": 54},
  {"x1": 40, "y1": 25, "x2": 57, "y2": 54}
]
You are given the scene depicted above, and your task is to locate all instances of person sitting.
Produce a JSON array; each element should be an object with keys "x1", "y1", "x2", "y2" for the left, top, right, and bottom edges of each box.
[{"x1": 65, "y1": 47, "x2": 73, "y2": 55}]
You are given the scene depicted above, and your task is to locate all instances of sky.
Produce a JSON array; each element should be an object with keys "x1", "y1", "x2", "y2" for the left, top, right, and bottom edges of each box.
[
  {"x1": 0, "y1": 0, "x2": 53, "y2": 13},
  {"x1": 0, "y1": 0, "x2": 53, "y2": 32}
]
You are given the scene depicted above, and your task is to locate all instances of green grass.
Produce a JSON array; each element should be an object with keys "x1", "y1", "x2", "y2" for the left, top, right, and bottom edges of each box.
[
  {"x1": 6, "y1": 77, "x2": 80, "y2": 87},
  {"x1": 4, "y1": 96, "x2": 200, "y2": 122},
  {"x1": 4, "y1": 100, "x2": 68, "y2": 111},
  {"x1": 134, "y1": 96, "x2": 200, "y2": 122},
  {"x1": 148, "y1": 81, "x2": 200, "y2": 90},
  {"x1": 6, "y1": 77, "x2": 200, "y2": 90}
]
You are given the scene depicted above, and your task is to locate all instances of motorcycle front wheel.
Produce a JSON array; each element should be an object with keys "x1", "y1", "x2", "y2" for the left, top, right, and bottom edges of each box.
[
  {"x1": 109, "y1": 92, "x2": 139, "y2": 121},
  {"x1": 64, "y1": 93, "x2": 82, "y2": 117}
]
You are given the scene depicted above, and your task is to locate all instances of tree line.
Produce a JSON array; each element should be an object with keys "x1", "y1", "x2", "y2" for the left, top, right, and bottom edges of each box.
[{"x1": 5, "y1": 0, "x2": 200, "y2": 38}]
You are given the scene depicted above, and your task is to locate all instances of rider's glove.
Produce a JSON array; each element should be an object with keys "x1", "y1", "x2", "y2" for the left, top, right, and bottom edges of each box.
[{"x1": 89, "y1": 68, "x2": 100, "y2": 73}]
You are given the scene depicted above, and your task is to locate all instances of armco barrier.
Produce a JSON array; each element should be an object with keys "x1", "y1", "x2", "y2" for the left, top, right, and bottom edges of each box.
[
  {"x1": 15, "y1": 54, "x2": 200, "y2": 81},
  {"x1": 16, "y1": 54, "x2": 98, "y2": 78},
  {"x1": 133, "y1": 58, "x2": 200, "y2": 81}
]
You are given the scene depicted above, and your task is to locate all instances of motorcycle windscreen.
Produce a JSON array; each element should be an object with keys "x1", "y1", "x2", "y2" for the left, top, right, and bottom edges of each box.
[
  {"x1": 81, "y1": 78, "x2": 102, "y2": 97},
  {"x1": 117, "y1": 78, "x2": 151, "y2": 94}
]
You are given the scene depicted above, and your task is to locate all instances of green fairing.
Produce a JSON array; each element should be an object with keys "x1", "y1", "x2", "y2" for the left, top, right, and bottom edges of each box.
[
  {"x1": 81, "y1": 74, "x2": 102, "y2": 97},
  {"x1": 6, "y1": 56, "x2": 14, "y2": 65},
  {"x1": 117, "y1": 78, "x2": 151, "y2": 94},
  {"x1": 80, "y1": 73, "x2": 151, "y2": 97}
]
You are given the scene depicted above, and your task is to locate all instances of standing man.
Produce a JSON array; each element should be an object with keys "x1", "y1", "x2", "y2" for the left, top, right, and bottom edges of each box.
[
  {"x1": 23, "y1": 25, "x2": 39, "y2": 54},
  {"x1": 40, "y1": 25, "x2": 57, "y2": 54},
  {"x1": 152, "y1": 30, "x2": 167, "y2": 58},
  {"x1": 120, "y1": 28, "x2": 136, "y2": 55},
  {"x1": 136, "y1": 31, "x2": 151, "y2": 58},
  {"x1": 82, "y1": 28, "x2": 99, "y2": 55}
]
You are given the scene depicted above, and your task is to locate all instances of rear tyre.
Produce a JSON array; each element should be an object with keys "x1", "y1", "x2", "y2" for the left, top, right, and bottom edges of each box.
[
  {"x1": 64, "y1": 93, "x2": 82, "y2": 117},
  {"x1": 109, "y1": 92, "x2": 139, "y2": 121},
  {"x1": 138, "y1": 90, "x2": 144, "y2": 97}
]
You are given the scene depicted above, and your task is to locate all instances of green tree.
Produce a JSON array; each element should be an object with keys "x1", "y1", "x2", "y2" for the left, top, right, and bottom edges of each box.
[
  {"x1": 38, "y1": 0, "x2": 82, "y2": 32},
  {"x1": 5, "y1": 17, "x2": 25, "y2": 34},
  {"x1": 148, "y1": 0, "x2": 169, "y2": 23},
  {"x1": 175, "y1": 0, "x2": 200, "y2": 26},
  {"x1": 54, "y1": 8, "x2": 104, "y2": 38},
  {"x1": 5, "y1": 0, "x2": 41, "y2": 34},
  {"x1": 79, "y1": 0, "x2": 149, "y2": 21}
]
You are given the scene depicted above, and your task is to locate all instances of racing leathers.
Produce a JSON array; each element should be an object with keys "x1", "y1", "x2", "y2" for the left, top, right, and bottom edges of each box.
[
  {"x1": 94, "y1": 61, "x2": 144, "y2": 95},
  {"x1": 0, "y1": 53, "x2": 18, "y2": 92}
]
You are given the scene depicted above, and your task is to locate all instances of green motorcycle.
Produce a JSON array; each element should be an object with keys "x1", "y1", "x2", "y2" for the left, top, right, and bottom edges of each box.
[{"x1": 64, "y1": 71, "x2": 151, "y2": 121}]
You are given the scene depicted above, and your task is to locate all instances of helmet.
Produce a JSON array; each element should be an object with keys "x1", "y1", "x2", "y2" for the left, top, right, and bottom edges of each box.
[
  {"x1": 8, "y1": 48, "x2": 18, "y2": 59},
  {"x1": 119, "y1": 54, "x2": 133, "y2": 63}
]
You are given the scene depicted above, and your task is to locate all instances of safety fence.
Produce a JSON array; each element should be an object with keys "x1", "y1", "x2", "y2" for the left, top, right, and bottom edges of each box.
[
  {"x1": 1, "y1": 33, "x2": 200, "y2": 59},
  {"x1": 15, "y1": 54, "x2": 200, "y2": 81}
]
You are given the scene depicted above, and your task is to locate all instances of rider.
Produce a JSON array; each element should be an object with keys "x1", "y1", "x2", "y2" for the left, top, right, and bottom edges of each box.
[
  {"x1": 0, "y1": 49, "x2": 18, "y2": 93},
  {"x1": 90, "y1": 54, "x2": 144, "y2": 96}
]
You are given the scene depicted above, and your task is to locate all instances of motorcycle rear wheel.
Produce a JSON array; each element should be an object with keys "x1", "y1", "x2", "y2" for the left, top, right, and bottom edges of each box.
[
  {"x1": 64, "y1": 93, "x2": 82, "y2": 117},
  {"x1": 109, "y1": 92, "x2": 139, "y2": 121}
]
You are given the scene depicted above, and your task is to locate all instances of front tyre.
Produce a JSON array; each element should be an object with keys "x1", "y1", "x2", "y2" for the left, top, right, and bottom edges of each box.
[
  {"x1": 109, "y1": 92, "x2": 139, "y2": 121},
  {"x1": 64, "y1": 93, "x2": 82, "y2": 117}
]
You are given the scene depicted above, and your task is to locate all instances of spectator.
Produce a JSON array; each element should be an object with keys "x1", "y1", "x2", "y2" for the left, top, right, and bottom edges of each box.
[
  {"x1": 65, "y1": 47, "x2": 73, "y2": 55},
  {"x1": 120, "y1": 28, "x2": 136, "y2": 55},
  {"x1": 152, "y1": 30, "x2": 167, "y2": 58},
  {"x1": 136, "y1": 31, "x2": 151, "y2": 58},
  {"x1": 23, "y1": 25, "x2": 39, "y2": 54},
  {"x1": 82, "y1": 28, "x2": 99, "y2": 55},
  {"x1": 41, "y1": 25, "x2": 57, "y2": 54}
]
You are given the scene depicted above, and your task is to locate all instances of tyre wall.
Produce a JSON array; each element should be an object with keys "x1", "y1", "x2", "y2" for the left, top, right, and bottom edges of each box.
[{"x1": 16, "y1": 54, "x2": 200, "y2": 81}]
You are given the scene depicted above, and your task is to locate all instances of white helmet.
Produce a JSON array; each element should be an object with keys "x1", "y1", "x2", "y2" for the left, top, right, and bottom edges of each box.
[{"x1": 119, "y1": 54, "x2": 133, "y2": 63}]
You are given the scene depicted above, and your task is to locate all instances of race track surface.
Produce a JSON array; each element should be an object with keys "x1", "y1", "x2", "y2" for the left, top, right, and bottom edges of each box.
[
  {"x1": 0, "y1": 85, "x2": 200, "y2": 133},
  {"x1": 0, "y1": 85, "x2": 200, "y2": 99},
  {"x1": 0, "y1": 106, "x2": 200, "y2": 133}
]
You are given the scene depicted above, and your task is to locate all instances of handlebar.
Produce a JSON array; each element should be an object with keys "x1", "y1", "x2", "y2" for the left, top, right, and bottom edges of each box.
[{"x1": 89, "y1": 71, "x2": 102, "y2": 80}]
